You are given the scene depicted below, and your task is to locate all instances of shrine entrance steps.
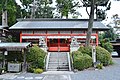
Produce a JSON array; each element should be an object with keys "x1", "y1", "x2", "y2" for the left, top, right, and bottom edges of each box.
[{"x1": 46, "y1": 52, "x2": 71, "y2": 71}]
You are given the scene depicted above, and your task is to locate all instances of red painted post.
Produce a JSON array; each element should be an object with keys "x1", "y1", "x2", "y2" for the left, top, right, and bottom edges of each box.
[
  {"x1": 96, "y1": 34, "x2": 98, "y2": 46},
  {"x1": 46, "y1": 31, "x2": 47, "y2": 46},
  {"x1": 20, "y1": 32, "x2": 22, "y2": 43}
]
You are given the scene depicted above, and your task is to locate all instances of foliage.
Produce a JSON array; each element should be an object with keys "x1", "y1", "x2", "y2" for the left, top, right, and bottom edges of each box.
[
  {"x1": 78, "y1": 46, "x2": 92, "y2": 56},
  {"x1": 6, "y1": 51, "x2": 23, "y2": 62},
  {"x1": 0, "y1": 68, "x2": 2, "y2": 74},
  {"x1": 96, "y1": 46, "x2": 112, "y2": 66},
  {"x1": 20, "y1": 0, "x2": 54, "y2": 18},
  {"x1": 27, "y1": 46, "x2": 46, "y2": 69},
  {"x1": 34, "y1": 68, "x2": 43, "y2": 74},
  {"x1": 6, "y1": 35, "x2": 16, "y2": 42},
  {"x1": 0, "y1": 0, "x2": 22, "y2": 26},
  {"x1": 99, "y1": 26, "x2": 117, "y2": 41},
  {"x1": 77, "y1": 46, "x2": 113, "y2": 66},
  {"x1": 35, "y1": 0, "x2": 54, "y2": 18},
  {"x1": 83, "y1": 0, "x2": 111, "y2": 46},
  {"x1": 27, "y1": 66, "x2": 34, "y2": 73},
  {"x1": 96, "y1": 63, "x2": 103, "y2": 69},
  {"x1": 0, "y1": 0, "x2": 18, "y2": 26},
  {"x1": 56, "y1": 0, "x2": 79, "y2": 18},
  {"x1": 0, "y1": 53, "x2": 4, "y2": 61},
  {"x1": 72, "y1": 51, "x2": 92, "y2": 70},
  {"x1": 100, "y1": 41, "x2": 113, "y2": 53}
]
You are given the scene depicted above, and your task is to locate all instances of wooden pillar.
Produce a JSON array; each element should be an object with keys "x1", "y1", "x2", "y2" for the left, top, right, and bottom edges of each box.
[
  {"x1": 58, "y1": 39, "x2": 60, "y2": 51},
  {"x1": 96, "y1": 34, "x2": 98, "y2": 46},
  {"x1": 20, "y1": 32, "x2": 22, "y2": 43},
  {"x1": 46, "y1": 31, "x2": 47, "y2": 46},
  {"x1": 22, "y1": 49, "x2": 27, "y2": 72}
]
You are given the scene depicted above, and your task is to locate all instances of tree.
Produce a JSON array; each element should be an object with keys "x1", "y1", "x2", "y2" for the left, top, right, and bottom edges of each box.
[
  {"x1": 20, "y1": 0, "x2": 54, "y2": 18},
  {"x1": 35, "y1": 0, "x2": 54, "y2": 18},
  {"x1": 81, "y1": 0, "x2": 111, "y2": 46},
  {"x1": 20, "y1": 0, "x2": 33, "y2": 18},
  {"x1": 56, "y1": 0, "x2": 79, "y2": 18},
  {"x1": 99, "y1": 25, "x2": 118, "y2": 41},
  {"x1": 0, "y1": 0, "x2": 20, "y2": 26}
]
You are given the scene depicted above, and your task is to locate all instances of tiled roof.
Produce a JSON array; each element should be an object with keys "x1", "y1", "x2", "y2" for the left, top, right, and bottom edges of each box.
[
  {"x1": 0, "y1": 42, "x2": 31, "y2": 49},
  {"x1": 10, "y1": 18, "x2": 109, "y2": 31}
]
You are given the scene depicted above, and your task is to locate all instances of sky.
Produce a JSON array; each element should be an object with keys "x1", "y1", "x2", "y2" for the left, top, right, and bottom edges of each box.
[{"x1": 15, "y1": 0, "x2": 120, "y2": 25}]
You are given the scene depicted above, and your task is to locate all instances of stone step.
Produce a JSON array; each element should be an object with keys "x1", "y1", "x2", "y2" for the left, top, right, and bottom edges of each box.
[
  {"x1": 50, "y1": 54, "x2": 67, "y2": 56},
  {"x1": 48, "y1": 65, "x2": 68, "y2": 68},
  {"x1": 49, "y1": 58, "x2": 68, "y2": 60},
  {"x1": 50, "y1": 55, "x2": 67, "y2": 58},
  {"x1": 47, "y1": 52, "x2": 70, "y2": 71},
  {"x1": 47, "y1": 69, "x2": 69, "y2": 71},
  {"x1": 49, "y1": 59, "x2": 68, "y2": 62},
  {"x1": 48, "y1": 64, "x2": 68, "y2": 67},
  {"x1": 48, "y1": 62, "x2": 68, "y2": 64}
]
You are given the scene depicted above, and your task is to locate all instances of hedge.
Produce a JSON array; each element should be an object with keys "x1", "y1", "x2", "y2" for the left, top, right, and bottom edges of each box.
[
  {"x1": 78, "y1": 46, "x2": 112, "y2": 66},
  {"x1": 72, "y1": 51, "x2": 92, "y2": 70},
  {"x1": 78, "y1": 46, "x2": 92, "y2": 56},
  {"x1": 6, "y1": 51, "x2": 23, "y2": 62},
  {"x1": 27, "y1": 46, "x2": 46, "y2": 71},
  {"x1": 96, "y1": 46, "x2": 112, "y2": 66}
]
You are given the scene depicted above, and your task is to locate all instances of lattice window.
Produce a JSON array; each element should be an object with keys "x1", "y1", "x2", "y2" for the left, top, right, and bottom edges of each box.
[
  {"x1": 47, "y1": 31, "x2": 58, "y2": 34},
  {"x1": 34, "y1": 31, "x2": 46, "y2": 34},
  {"x1": 60, "y1": 31, "x2": 71, "y2": 34},
  {"x1": 92, "y1": 31, "x2": 96, "y2": 33},
  {"x1": 22, "y1": 31, "x2": 33, "y2": 34},
  {"x1": 72, "y1": 31, "x2": 84, "y2": 34}
]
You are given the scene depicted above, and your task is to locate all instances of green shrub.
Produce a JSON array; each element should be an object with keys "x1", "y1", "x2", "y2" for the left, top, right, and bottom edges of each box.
[
  {"x1": 27, "y1": 46, "x2": 46, "y2": 69},
  {"x1": 96, "y1": 46, "x2": 112, "y2": 66},
  {"x1": 102, "y1": 42, "x2": 113, "y2": 53},
  {"x1": 6, "y1": 51, "x2": 23, "y2": 62},
  {"x1": 0, "y1": 53, "x2": 4, "y2": 61},
  {"x1": 78, "y1": 46, "x2": 92, "y2": 56},
  {"x1": 72, "y1": 51, "x2": 92, "y2": 70},
  {"x1": 27, "y1": 67, "x2": 34, "y2": 73},
  {"x1": 100, "y1": 39, "x2": 113, "y2": 53},
  {"x1": 34, "y1": 68, "x2": 43, "y2": 74},
  {"x1": 78, "y1": 46, "x2": 113, "y2": 66},
  {"x1": 96, "y1": 63, "x2": 103, "y2": 69}
]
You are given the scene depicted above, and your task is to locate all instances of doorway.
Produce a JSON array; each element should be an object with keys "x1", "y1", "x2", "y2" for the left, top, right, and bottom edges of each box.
[{"x1": 47, "y1": 39, "x2": 70, "y2": 52}]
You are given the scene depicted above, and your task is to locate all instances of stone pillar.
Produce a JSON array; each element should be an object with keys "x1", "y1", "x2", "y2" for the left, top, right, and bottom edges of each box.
[{"x1": 22, "y1": 49, "x2": 27, "y2": 72}]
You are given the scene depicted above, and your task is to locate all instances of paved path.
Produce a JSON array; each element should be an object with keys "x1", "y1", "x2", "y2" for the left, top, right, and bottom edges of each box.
[{"x1": 1, "y1": 58, "x2": 120, "y2": 80}]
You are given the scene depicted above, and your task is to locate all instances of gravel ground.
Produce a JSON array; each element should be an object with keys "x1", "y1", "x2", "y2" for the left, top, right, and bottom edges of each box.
[
  {"x1": 1, "y1": 58, "x2": 120, "y2": 80},
  {"x1": 71, "y1": 58, "x2": 120, "y2": 80}
]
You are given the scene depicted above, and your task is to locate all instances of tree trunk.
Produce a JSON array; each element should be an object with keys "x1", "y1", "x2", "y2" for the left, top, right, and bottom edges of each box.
[
  {"x1": 85, "y1": 0, "x2": 95, "y2": 46},
  {"x1": 2, "y1": 10, "x2": 8, "y2": 28}
]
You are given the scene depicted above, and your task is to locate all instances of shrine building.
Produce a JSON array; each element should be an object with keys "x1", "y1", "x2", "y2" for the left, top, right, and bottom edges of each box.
[{"x1": 10, "y1": 18, "x2": 109, "y2": 52}]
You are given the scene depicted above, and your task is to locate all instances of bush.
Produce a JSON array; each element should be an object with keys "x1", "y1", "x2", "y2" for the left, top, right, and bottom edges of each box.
[
  {"x1": 78, "y1": 46, "x2": 92, "y2": 56},
  {"x1": 34, "y1": 68, "x2": 43, "y2": 74},
  {"x1": 78, "y1": 46, "x2": 113, "y2": 66},
  {"x1": 102, "y1": 42, "x2": 113, "y2": 53},
  {"x1": 100, "y1": 39, "x2": 113, "y2": 53},
  {"x1": 27, "y1": 46, "x2": 46, "y2": 70},
  {"x1": 0, "y1": 53, "x2": 4, "y2": 61},
  {"x1": 96, "y1": 63, "x2": 103, "y2": 69},
  {"x1": 72, "y1": 51, "x2": 92, "y2": 70},
  {"x1": 6, "y1": 51, "x2": 23, "y2": 62},
  {"x1": 27, "y1": 66, "x2": 34, "y2": 73},
  {"x1": 96, "y1": 46, "x2": 112, "y2": 66}
]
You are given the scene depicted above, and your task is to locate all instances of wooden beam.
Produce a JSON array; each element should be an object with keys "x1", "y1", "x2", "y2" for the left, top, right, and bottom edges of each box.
[{"x1": 20, "y1": 32, "x2": 22, "y2": 43}]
